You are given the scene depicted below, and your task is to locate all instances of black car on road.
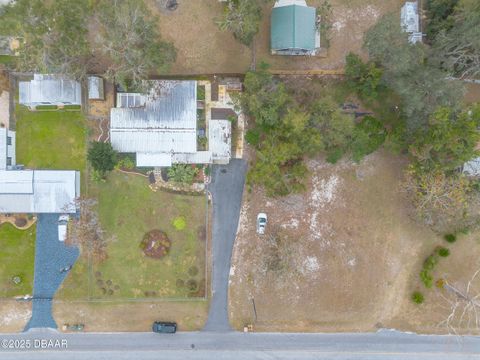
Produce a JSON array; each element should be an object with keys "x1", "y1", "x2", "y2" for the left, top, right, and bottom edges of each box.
[{"x1": 152, "y1": 321, "x2": 177, "y2": 333}]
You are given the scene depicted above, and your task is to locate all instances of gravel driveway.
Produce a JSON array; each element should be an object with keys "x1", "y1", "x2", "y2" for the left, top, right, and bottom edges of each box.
[
  {"x1": 204, "y1": 159, "x2": 247, "y2": 331},
  {"x1": 25, "y1": 213, "x2": 79, "y2": 330}
]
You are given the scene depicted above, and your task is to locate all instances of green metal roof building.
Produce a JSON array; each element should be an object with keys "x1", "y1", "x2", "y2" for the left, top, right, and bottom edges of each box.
[{"x1": 270, "y1": 2, "x2": 318, "y2": 56}]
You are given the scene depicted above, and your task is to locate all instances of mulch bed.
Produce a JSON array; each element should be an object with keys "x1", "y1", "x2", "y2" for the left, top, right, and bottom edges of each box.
[{"x1": 140, "y1": 230, "x2": 171, "y2": 259}]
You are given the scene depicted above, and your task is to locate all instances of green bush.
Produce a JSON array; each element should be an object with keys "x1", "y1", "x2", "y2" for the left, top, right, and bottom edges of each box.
[
  {"x1": 167, "y1": 164, "x2": 199, "y2": 185},
  {"x1": 350, "y1": 116, "x2": 386, "y2": 162},
  {"x1": 87, "y1": 141, "x2": 118, "y2": 178},
  {"x1": 197, "y1": 85, "x2": 205, "y2": 101},
  {"x1": 444, "y1": 233, "x2": 457, "y2": 243},
  {"x1": 423, "y1": 254, "x2": 439, "y2": 271},
  {"x1": 63, "y1": 104, "x2": 81, "y2": 110},
  {"x1": 116, "y1": 156, "x2": 135, "y2": 170},
  {"x1": 245, "y1": 129, "x2": 261, "y2": 146},
  {"x1": 411, "y1": 291, "x2": 425, "y2": 304},
  {"x1": 437, "y1": 247, "x2": 450, "y2": 257},
  {"x1": 420, "y1": 269, "x2": 433, "y2": 288},
  {"x1": 326, "y1": 148, "x2": 344, "y2": 164},
  {"x1": 345, "y1": 52, "x2": 383, "y2": 99},
  {"x1": 35, "y1": 104, "x2": 58, "y2": 110},
  {"x1": 172, "y1": 216, "x2": 186, "y2": 231}
]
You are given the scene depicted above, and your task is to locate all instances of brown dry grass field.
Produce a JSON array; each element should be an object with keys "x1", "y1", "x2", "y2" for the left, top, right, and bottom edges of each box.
[
  {"x1": 144, "y1": 0, "x2": 404, "y2": 75},
  {"x1": 229, "y1": 149, "x2": 480, "y2": 333},
  {"x1": 53, "y1": 300, "x2": 208, "y2": 332},
  {"x1": 0, "y1": 301, "x2": 31, "y2": 332}
]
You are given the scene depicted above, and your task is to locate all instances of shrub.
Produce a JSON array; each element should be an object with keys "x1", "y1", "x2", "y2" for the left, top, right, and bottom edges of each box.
[
  {"x1": 116, "y1": 156, "x2": 135, "y2": 170},
  {"x1": 87, "y1": 141, "x2": 118, "y2": 178},
  {"x1": 245, "y1": 129, "x2": 260, "y2": 146},
  {"x1": 326, "y1": 148, "x2": 344, "y2": 164},
  {"x1": 167, "y1": 164, "x2": 199, "y2": 184},
  {"x1": 197, "y1": 85, "x2": 205, "y2": 101},
  {"x1": 423, "y1": 254, "x2": 439, "y2": 271},
  {"x1": 411, "y1": 291, "x2": 425, "y2": 304},
  {"x1": 420, "y1": 269, "x2": 433, "y2": 288},
  {"x1": 437, "y1": 247, "x2": 450, "y2": 257},
  {"x1": 186, "y1": 279, "x2": 198, "y2": 292},
  {"x1": 172, "y1": 216, "x2": 186, "y2": 231},
  {"x1": 444, "y1": 233, "x2": 457, "y2": 243},
  {"x1": 188, "y1": 266, "x2": 199, "y2": 277}
]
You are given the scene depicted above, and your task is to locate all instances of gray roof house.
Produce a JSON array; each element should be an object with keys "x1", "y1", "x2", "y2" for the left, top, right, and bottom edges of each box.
[
  {"x1": 271, "y1": 0, "x2": 319, "y2": 56},
  {"x1": 110, "y1": 80, "x2": 231, "y2": 167},
  {"x1": 401, "y1": 1, "x2": 422, "y2": 44},
  {"x1": 0, "y1": 170, "x2": 80, "y2": 213},
  {"x1": 19, "y1": 74, "x2": 82, "y2": 108},
  {"x1": 0, "y1": 127, "x2": 15, "y2": 170}
]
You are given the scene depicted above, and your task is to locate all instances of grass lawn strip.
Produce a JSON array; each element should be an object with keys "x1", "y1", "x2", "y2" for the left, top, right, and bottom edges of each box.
[{"x1": 0, "y1": 223, "x2": 36, "y2": 298}]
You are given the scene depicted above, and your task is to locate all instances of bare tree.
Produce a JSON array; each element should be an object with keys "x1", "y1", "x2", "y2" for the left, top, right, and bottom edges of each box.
[
  {"x1": 68, "y1": 197, "x2": 108, "y2": 263},
  {"x1": 436, "y1": 268, "x2": 480, "y2": 335}
]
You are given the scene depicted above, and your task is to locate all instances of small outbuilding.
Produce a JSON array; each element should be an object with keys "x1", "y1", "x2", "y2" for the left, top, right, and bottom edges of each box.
[
  {"x1": 88, "y1": 76, "x2": 105, "y2": 100},
  {"x1": 401, "y1": 1, "x2": 423, "y2": 44},
  {"x1": 270, "y1": 0, "x2": 319, "y2": 56}
]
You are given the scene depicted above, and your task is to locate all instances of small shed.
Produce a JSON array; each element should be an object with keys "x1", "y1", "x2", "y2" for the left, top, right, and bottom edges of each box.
[
  {"x1": 271, "y1": 0, "x2": 318, "y2": 56},
  {"x1": 88, "y1": 76, "x2": 105, "y2": 100},
  {"x1": 401, "y1": 1, "x2": 422, "y2": 44}
]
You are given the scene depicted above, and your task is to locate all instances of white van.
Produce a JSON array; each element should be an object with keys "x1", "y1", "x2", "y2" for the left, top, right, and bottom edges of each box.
[{"x1": 58, "y1": 215, "x2": 69, "y2": 242}]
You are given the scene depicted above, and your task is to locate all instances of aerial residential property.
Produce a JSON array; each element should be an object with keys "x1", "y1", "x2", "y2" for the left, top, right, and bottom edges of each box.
[
  {"x1": 0, "y1": 0, "x2": 479, "y2": 359},
  {"x1": 110, "y1": 80, "x2": 232, "y2": 166}
]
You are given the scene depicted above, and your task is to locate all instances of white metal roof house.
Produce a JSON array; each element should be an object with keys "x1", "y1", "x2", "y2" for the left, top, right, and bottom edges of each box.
[
  {"x1": 19, "y1": 74, "x2": 82, "y2": 108},
  {"x1": 401, "y1": 1, "x2": 423, "y2": 44},
  {"x1": 0, "y1": 170, "x2": 80, "y2": 213},
  {"x1": 0, "y1": 127, "x2": 15, "y2": 170},
  {"x1": 110, "y1": 80, "x2": 231, "y2": 167}
]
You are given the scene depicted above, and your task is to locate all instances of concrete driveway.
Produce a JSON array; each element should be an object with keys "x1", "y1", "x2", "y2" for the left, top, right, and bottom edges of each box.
[
  {"x1": 25, "y1": 214, "x2": 79, "y2": 330},
  {"x1": 204, "y1": 159, "x2": 247, "y2": 331}
]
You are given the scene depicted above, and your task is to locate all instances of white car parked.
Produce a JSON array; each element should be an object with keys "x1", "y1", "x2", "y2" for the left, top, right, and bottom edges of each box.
[
  {"x1": 256, "y1": 213, "x2": 267, "y2": 235},
  {"x1": 58, "y1": 215, "x2": 69, "y2": 242}
]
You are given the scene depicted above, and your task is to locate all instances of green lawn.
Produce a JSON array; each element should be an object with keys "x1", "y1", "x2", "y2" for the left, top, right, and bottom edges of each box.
[
  {"x1": 57, "y1": 172, "x2": 207, "y2": 300},
  {"x1": 0, "y1": 223, "x2": 36, "y2": 298},
  {"x1": 15, "y1": 105, "x2": 87, "y2": 171}
]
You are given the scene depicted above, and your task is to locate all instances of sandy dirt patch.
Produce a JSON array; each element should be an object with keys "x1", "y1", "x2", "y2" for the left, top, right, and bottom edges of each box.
[
  {"x1": 0, "y1": 301, "x2": 31, "y2": 333},
  {"x1": 53, "y1": 300, "x2": 208, "y2": 332},
  {"x1": 229, "y1": 150, "x2": 443, "y2": 332}
]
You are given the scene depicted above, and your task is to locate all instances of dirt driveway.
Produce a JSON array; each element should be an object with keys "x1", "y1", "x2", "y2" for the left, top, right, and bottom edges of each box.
[{"x1": 229, "y1": 150, "x2": 445, "y2": 332}]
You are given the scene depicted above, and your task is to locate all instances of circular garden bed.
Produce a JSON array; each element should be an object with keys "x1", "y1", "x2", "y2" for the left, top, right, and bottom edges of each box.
[{"x1": 140, "y1": 230, "x2": 171, "y2": 259}]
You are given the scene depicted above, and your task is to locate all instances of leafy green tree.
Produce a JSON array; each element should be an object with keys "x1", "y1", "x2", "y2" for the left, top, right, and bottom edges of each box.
[
  {"x1": 310, "y1": 96, "x2": 354, "y2": 152},
  {"x1": 425, "y1": 0, "x2": 459, "y2": 41},
  {"x1": 364, "y1": 13, "x2": 464, "y2": 131},
  {"x1": 167, "y1": 164, "x2": 199, "y2": 185},
  {"x1": 350, "y1": 116, "x2": 386, "y2": 162},
  {"x1": 0, "y1": 0, "x2": 91, "y2": 78},
  {"x1": 87, "y1": 142, "x2": 118, "y2": 178},
  {"x1": 345, "y1": 52, "x2": 383, "y2": 99},
  {"x1": 236, "y1": 62, "x2": 289, "y2": 128},
  {"x1": 432, "y1": 0, "x2": 480, "y2": 78},
  {"x1": 96, "y1": 0, "x2": 176, "y2": 90},
  {"x1": 217, "y1": 0, "x2": 263, "y2": 46},
  {"x1": 409, "y1": 106, "x2": 480, "y2": 172}
]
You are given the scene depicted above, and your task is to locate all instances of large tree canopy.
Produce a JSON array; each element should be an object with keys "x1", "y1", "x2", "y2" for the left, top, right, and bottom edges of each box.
[
  {"x1": 96, "y1": 0, "x2": 176, "y2": 90},
  {"x1": 432, "y1": 0, "x2": 480, "y2": 78},
  {"x1": 363, "y1": 13, "x2": 464, "y2": 132},
  {"x1": 0, "y1": 0, "x2": 91, "y2": 79},
  {"x1": 217, "y1": 0, "x2": 263, "y2": 46}
]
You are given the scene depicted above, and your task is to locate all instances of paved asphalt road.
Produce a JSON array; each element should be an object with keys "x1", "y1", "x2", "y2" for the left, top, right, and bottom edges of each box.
[
  {"x1": 204, "y1": 160, "x2": 247, "y2": 331},
  {"x1": 0, "y1": 329, "x2": 479, "y2": 359},
  {"x1": 25, "y1": 214, "x2": 79, "y2": 330}
]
